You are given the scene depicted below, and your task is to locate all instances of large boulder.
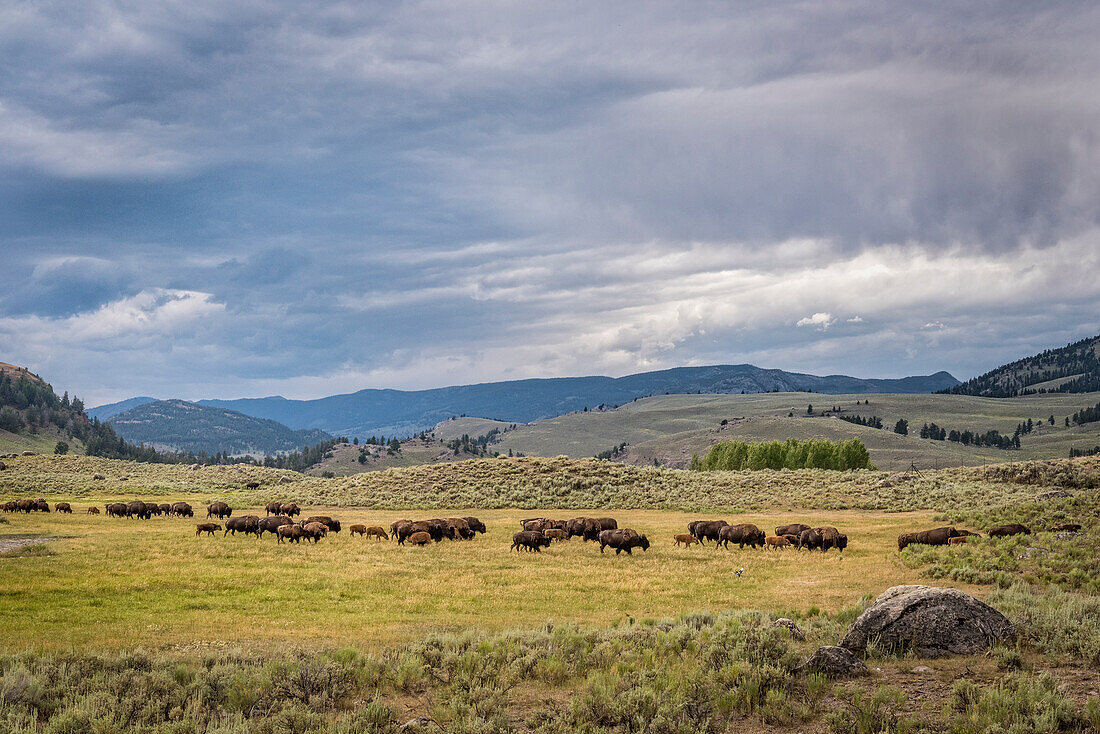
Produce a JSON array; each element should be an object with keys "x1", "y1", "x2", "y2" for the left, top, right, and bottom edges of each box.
[
  {"x1": 796, "y1": 646, "x2": 867, "y2": 678},
  {"x1": 839, "y1": 585, "x2": 1014, "y2": 658}
]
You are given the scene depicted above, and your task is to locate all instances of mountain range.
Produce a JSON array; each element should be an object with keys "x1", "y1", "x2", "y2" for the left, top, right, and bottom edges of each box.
[{"x1": 90, "y1": 364, "x2": 961, "y2": 439}]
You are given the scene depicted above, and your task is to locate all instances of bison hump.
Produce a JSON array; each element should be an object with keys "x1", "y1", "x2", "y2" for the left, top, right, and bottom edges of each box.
[{"x1": 839, "y1": 585, "x2": 1014, "y2": 658}]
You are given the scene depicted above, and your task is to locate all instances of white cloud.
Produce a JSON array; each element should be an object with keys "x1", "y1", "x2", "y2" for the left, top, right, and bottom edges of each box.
[
  {"x1": 847, "y1": 316, "x2": 864, "y2": 323},
  {"x1": 796, "y1": 313, "x2": 835, "y2": 330}
]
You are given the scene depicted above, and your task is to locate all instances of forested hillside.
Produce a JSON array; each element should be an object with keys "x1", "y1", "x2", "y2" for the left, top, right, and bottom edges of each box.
[
  {"x1": 942, "y1": 335, "x2": 1100, "y2": 397},
  {"x1": 108, "y1": 399, "x2": 332, "y2": 455}
]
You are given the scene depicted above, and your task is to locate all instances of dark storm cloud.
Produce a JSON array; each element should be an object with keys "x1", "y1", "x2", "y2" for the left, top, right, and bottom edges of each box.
[{"x1": 1, "y1": 0, "x2": 1099, "y2": 403}]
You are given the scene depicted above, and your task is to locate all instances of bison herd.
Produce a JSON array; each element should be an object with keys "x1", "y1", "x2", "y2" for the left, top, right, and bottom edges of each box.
[
  {"x1": 509, "y1": 516, "x2": 651, "y2": 555},
  {"x1": 683, "y1": 520, "x2": 848, "y2": 552}
]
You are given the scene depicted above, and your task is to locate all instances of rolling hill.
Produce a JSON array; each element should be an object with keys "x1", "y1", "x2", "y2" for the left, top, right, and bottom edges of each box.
[
  {"x1": 942, "y1": 333, "x2": 1100, "y2": 397},
  {"x1": 86, "y1": 396, "x2": 158, "y2": 421},
  {"x1": 107, "y1": 400, "x2": 332, "y2": 456},
  {"x1": 154, "y1": 364, "x2": 962, "y2": 438}
]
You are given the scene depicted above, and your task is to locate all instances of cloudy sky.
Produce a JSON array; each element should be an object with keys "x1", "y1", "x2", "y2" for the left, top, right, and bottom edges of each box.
[{"x1": 2, "y1": 1, "x2": 1099, "y2": 406}]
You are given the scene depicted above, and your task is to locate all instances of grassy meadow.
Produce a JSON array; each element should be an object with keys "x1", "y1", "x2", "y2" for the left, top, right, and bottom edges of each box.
[{"x1": 2, "y1": 453, "x2": 1099, "y2": 732}]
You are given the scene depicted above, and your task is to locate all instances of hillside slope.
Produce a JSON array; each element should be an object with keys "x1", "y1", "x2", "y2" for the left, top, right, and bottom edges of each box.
[
  {"x1": 86, "y1": 396, "x2": 158, "y2": 421},
  {"x1": 194, "y1": 364, "x2": 959, "y2": 438},
  {"x1": 108, "y1": 400, "x2": 332, "y2": 456},
  {"x1": 943, "y1": 333, "x2": 1100, "y2": 397}
]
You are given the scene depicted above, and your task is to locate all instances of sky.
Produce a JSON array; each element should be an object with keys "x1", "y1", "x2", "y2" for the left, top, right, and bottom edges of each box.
[{"x1": 2, "y1": 1, "x2": 1099, "y2": 407}]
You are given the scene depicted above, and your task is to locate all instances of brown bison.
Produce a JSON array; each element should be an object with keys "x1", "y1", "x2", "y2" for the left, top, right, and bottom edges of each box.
[
  {"x1": 406, "y1": 531, "x2": 432, "y2": 546},
  {"x1": 463, "y1": 517, "x2": 487, "y2": 534},
  {"x1": 445, "y1": 518, "x2": 474, "y2": 539},
  {"x1": 897, "y1": 526, "x2": 963, "y2": 551},
  {"x1": 170, "y1": 502, "x2": 194, "y2": 517},
  {"x1": 349, "y1": 524, "x2": 367, "y2": 537},
  {"x1": 690, "y1": 520, "x2": 729, "y2": 544},
  {"x1": 276, "y1": 524, "x2": 304, "y2": 544},
  {"x1": 364, "y1": 526, "x2": 388, "y2": 540},
  {"x1": 281, "y1": 502, "x2": 301, "y2": 518},
  {"x1": 303, "y1": 516, "x2": 341, "y2": 533},
  {"x1": 674, "y1": 533, "x2": 700, "y2": 547},
  {"x1": 207, "y1": 502, "x2": 232, "y2": 519},
  {"x1": 511, "y1": 530, "x2": 551, "y2": 552},
  {"x1": 106, "y1": 502, "x2": 128, "y2": 518},
  {"x1": 87, "y1": 506, "x2": 100, "y2": 515},
  {"x1": 988, "y1": 523, "x2": 1031, "y2": 538},
  {"x1": 258, "y1": 516, "x2": 292, "y2": 538},
  {"x1": 127, "y1": 501, "x2": 151, "y2": 519},
  {"x1": 1050, "y1": 523, "x2": 1081, "y2": 533},
  {"x1": 195, "y1": 522, "x2": 221, "y2": 536},
  {"x1": 948, "y1": 536, "x2": 970, "y2": 545},
  {"x1": 302, "y1": 522, "x2": 328, "y2": 543},
  {"x1": 781, "y1": 534, "x2": 799, "y2": 545},
  {"x1": 158, "y1": 503, "x2": 172, "y2": 516},
  {"x1": 544, "y1": 528, "x2": 567, "y2": 542},
  {"x1": 265, "y1": 501, "x2": 283, "y2": 516},
  {"x1": 817, "y1": 526, "x2": 846, "y2": 552},
  {"x1": 224, "y1": 515, "x2": 260, "y2": 537},
  {"x1": 390, "y1": 519, "x2": 413, "y2": 539},
  {"x1": 718, "y1": 524, "x2": 766, "y2": 550},
  {"x1": 766, "y1": 536, "x2": 792, "y2": 549},
  {"x1": 775, "y1": 523, "x2": 810, "y2": 538},
  {"x1": 54, "y1": 502, "x2": 72, "y2": 513},
  {"x1": 598, "y1": 528, "x2": 650, "y2": 555}
]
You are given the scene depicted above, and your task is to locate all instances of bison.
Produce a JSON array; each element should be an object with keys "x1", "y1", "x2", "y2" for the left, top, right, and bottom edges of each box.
[
  {"x1": 897, "y1": 526, "x2": 962, "y2": 551},
  {"x1": 258, "y1": 516, "x2": 292, "y2": 538},
  {"x1": 170, "y1": 502, "x2": 193, "y2": 517},
  {"x1": 302, "y1": 522, "x2": 328, "y2": 543},
  {"x1": 196, "y1": 522, "x2": 221, "y2": 536},
  {"x1": 224, "y1": 515, "x2": 260, "y2": 537},
  {"x1": 718, "y1": 524, "x2": 765, "y2": 550},
  {"x1": 1050, "y1": 523, "x2": 1081, "y2": 533},
  {"x1": 445, "y1": 518, "x2": 474, "y2": 539},
  {"x1": 276, "y1": 524, "x2": 304, "y2": 544},
  {"x1": 674, "y1": 533, "x2": 700, "y2": 547},
  {"x1": 265, "y1": 501, "x2": 282, "y2": 516},
  {"x1": 817, "y1": 526, "x2": 845, "y2": 553},
  {"x1": 691, "y1": 520, "x2": 729, "y2": 544},
  {"x1": 303, "y1": 516, "x2": 341, "y2": 533},
  {"x1": 406, "y1": 531, "x2": 432, "y2": 546},
  {"x1": 544, "y1": 528, "x2": 567, "y2": 542},
  {"x1": 598, "y1": 528, "x2": 650, "y2": 555},
  {"x1": 106, "y1": 502, "x2": 128, "y2": 518},
  {"x1": 127, "y1": 501, "x2": 150, "y2": 520},
  {"x1": 463, "y1": 517, "x2": 487, "y2": 534},
  {"x1": 350, "y1": 524, "x2": 367, "y2": 537},
  {"x1": 775, "y1": 523, "x2": 810, "y2": 538},
  {"x1": 207, "y1": 502, "x2": 232, "y2": 519},
  {"x1": 948, "y1": 536, "x2": 970, "y2": 545},
  {"x1": 988, "y1": 523, "x2": 1031, "y2": 538},
  {"x1": 87, "y1": 506, "x2": 100, "y2": 515},
  {"x1": 766, "y1": 536, "x2": 792, "y2": 550},
  {"x1": 511, "y1": 530, "x2": 551, "y2": 552},
  {"x1": 54, "y1": 502, "x2": 72, "y2": 513},
  {"x1": 281, "y1": 502, "x2": 301, "y2": 518},
  {"x1": 158, "y1": 503, "x2": 172, "y2": 516}
]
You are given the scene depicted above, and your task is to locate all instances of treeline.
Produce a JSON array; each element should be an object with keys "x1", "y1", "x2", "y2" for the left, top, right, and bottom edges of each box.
[
  {"x1": 0, "y1": 372, "x2": 89, "y2": 439},
  {"x1": 1071, "y1": 401, "x2": 1100, "y2": 426},
  {"x1": 595, "y1": 442, "x2": 628, "y2": 460},
  {"x1": 939, "y1": 335, "x2": 1100, "y2": 397},
  {"x1": 839, "y1": 414, "x2": 883, "y2": 429},
  {"x1": 919, "y1": 422, "x2": 1017, "y2": 450},
  {"x1": 445, "y1": 429, "x2": 501, "y2": 457},
  {"x1": 1070, "y1": 446, "x2": 1100, "y2": 458},
  {"x1": 690, "y1": 438, "x2": 874, "y2": 471}
]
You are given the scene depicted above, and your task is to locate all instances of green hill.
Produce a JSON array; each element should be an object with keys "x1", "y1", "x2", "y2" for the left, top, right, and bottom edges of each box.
[
  {"x1": 108, "y1": 400, "x2": 332, "y2": 456},
  {"x1": 942, "y1": 333, "x2": 1100, "y2": 397}
]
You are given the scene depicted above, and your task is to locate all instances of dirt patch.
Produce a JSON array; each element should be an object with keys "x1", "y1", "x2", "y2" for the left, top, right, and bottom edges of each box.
[{"x1": 0, "y1": 536, "x2": 55, "y2": 554}]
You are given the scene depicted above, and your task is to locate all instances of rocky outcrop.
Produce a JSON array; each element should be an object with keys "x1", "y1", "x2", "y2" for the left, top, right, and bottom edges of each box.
[
  {"x1": 839, "y1": 585, "x2": 1014, "y2": 658},
  {"x1": 796, "y1": 646, "x2": 868, "y2": 677}
]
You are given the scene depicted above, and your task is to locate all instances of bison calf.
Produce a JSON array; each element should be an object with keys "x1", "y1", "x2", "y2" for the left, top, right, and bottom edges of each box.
[
  {"x1": 195, "y1": 523, "x2": 221, "y2": 536},
  {"x1": 407, "y1": 531, "x2": 432, "y2": 546},
  {"x1": 765, "y1": 536, "x2": 792, "y2": 550},
  {"x1": 673, "y1": 533, "x2": 700, "y2": 547},
  {"x1": 87, "y1": 506, "x2": 100, "y2": 515}
]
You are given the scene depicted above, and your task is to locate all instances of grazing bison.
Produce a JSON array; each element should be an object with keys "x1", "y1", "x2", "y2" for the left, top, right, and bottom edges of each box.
[
  {"x1": 511, "y1": 530, "x2": 551, "y2": 552},
  {"x1": 598, "y1": 528, "x2": 650, "y2": 555},
  {"x1": 463, "y1": 517, "x2": 487, "y2": 534},
  {"x1": 258, "y1": 516, "x2": 292, "y2": 538},
  {"x1": 565, "y1": 517, "x2": 590, "y2": 539},
  {"x1": 170, "y1": 502, "x2": 194, "y2": 517},
  {"x1": 674, "y1": 533, "x2": 700, "y2": 547},
  {"x1": 817, "y1": 526, "x2": 845, "y2": 553},
  {"x1": 390, "y1": 519, "x2": 413, "y2": 539},
  {"x1": 989, "y1": 523, "x2": 1031, "y2": 538},
  {"x1": 350, "y1": 524, "x2": 367, "y2": 537},
  {"x1": 224, "y1": 515, "x2": 260, "y2": 537},
  {"x1": 897, "y1": 526, "x2": 962, "y2": 551},
  {"x1": 265, "y1": 501, "x2": 282, "y2": 516},
  {"x1": 781, "y1": 534, "x2": 800, "y2": 545},
  {"x1": 281, "y1": 503, "x2": 301, "y2": 518},
  {"x1": 146, "y1": 504, "x2": 162, "y2": 517},
  {"x1": 87, "y1": 506, "x2": 100, "y2": 515},
  {"x1": 1050, "y1": 523, "x2": 1081, "y2": 533},
  {"x1": 302, "y1": 522, "x2": 328, "y2": 543},
  {"x1": 54, "y1": 502, "x2": 72, "y2": 513},
  {"x1": 158, "y1": 503, "x2": 172, "y2": 516},
  {"x1": 276, "y1": 524, "x2": 304, "y2": 544},
  {"x1": 948, "y1": 536, "x2": 970, "y2": 545},
  {"x1": 691, "y1": 520, "x2": 729, "y2": 544},
  {"x1": 207, "y1": 502, "x2": 232, "y2": 519},
  {"x1": 775, "y1": 523, "x2": 811, "y2": 538},
  {"x1": 303, "y1": 516, "x2": 341, "y2": 533},
  {"x1": 718, "y1": 524, "x2": 766, "y2": 550},
  {"x1": 544, "y1": 528, "x2": 567, "y2": 542},
  {"x1": 127, "y1": 501, "x2": 151, "y2": 520},
  {"x1": 364, "y1": 526, "x2": 388, "y2": 540},
  {"x1": 196, "y1": 522, "x2": 221, "y2": 536},
  {"x1": 406, "y1": 531, "x2": 432, "y2": 546},
  {"x1": 445, "y1": 518, "x2": 474, "y2": 539},
  {"x1": 766, "y1": 536, "x2": 792, "y2": 550},
  {"x1": 106, "y1": 502, "x2": 128, "y2": 518},
  {"x1": 798, "y1": 528, "x2": 823, "y2": 551}
]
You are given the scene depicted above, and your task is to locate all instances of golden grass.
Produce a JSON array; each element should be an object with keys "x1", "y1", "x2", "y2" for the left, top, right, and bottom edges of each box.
[{"x1": 0, "y1": 504, "x2": 982, "y2": 653}]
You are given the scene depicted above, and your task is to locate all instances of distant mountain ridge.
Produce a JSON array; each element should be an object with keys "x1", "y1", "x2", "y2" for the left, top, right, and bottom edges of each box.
[
  {"x1": 109, "y1": 364, "x2": 968, "y2": 439},
  {"x1": 108, "y1": 399, "x2": 332, "y2": 456},
  {"x1": 87, "y1": 396, "x2": 157, "y2": 421},
  {"x1": 941, "y1": 334, "x2": 1100, "y2": 397}
]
